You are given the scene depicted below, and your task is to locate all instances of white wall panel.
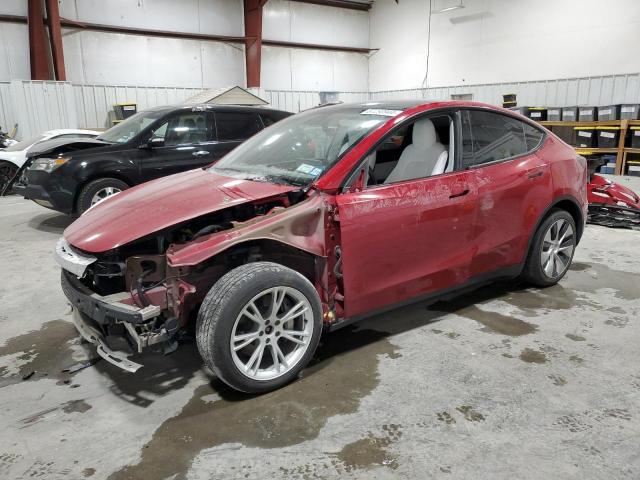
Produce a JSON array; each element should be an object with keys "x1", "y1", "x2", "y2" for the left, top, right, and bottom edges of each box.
[
  {"x1": 59, "y1": 0, "x2": 243, "y2": 36},
  {"x1": 0, "y1": 0, "x2": 27, "y2": 15},
  {"x1": 262, "y1": 46, "x2": 368, "y2": 92},
  {"x1": 0, "y1": 23, "x2": 30, "y2": 81},
  {"x1": 261, "y1": 47, "x2": 293, "y2": 90},
  {"x1": 370, "y1": 0, "x2": 640, "y2": 91},
  {"x1": 62, "y1": 30, "x2": 245, "y2": 88},
  {"x1": 264, "y1": 0, "x2": 369, "y2": 48}
]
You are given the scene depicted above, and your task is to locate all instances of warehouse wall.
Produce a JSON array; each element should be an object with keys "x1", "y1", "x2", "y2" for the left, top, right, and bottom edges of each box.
[
  {"x1": 58, "y1": 0, "x2": 245, "y2": 87},
  {"x1": 0, "y1": 0, "x2": 370, "y2": 91},
  {"x1": 261, "y1": 0, "x2": 369, "y2": 91},
  {"x1": 0, "y1": 0, "x2": 30, "y2": 81},
  {"x1": 369, "y1": 0, "x2": 640, "y2": 92}
]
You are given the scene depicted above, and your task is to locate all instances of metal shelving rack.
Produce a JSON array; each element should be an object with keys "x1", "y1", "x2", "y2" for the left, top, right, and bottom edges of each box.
[{"x1": 537, "y1": 119, "x2": 640, "y2": 175}]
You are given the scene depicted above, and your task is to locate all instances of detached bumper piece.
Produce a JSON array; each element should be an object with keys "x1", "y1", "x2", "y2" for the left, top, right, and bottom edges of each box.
[
  {"x1": 587, "y1": 204, "x2": 640, "y2": 230},
  {"x1": 61, "y1": 270, "x2": 170, "y2": 372},
  {"x1": 72, "y1": 309, "x2": 143, "y2": 373}
]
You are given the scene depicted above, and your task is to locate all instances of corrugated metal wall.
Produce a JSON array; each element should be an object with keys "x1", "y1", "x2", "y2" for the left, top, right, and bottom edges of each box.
[
  {"x1": 1, "y1": 73, "x2": 639, "y2": 140},
  {"x1": 0, "y1": 81, "x2": 206, "y2": 140},
  {"x1": 370, "y1": 73, "x2": 640, "y2": 107}
]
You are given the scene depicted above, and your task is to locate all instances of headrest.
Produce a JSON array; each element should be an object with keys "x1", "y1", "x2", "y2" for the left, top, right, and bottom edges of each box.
[{"x1": 412, "y1": 118, "x2": 436, "y2": 148}]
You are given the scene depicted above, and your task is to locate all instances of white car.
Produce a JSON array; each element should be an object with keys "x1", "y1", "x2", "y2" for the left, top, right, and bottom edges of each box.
[{"x1": 0, "y1": 129, "x2": 100, "y2": 192}]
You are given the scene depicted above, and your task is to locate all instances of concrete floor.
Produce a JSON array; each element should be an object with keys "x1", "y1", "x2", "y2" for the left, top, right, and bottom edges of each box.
[{"x1": 1, "y1": 194, "x2": 640, "y2": 480}]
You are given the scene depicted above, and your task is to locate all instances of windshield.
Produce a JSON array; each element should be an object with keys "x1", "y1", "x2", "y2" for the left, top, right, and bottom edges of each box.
[
  {"x1": 209, "y1": 106, "x2": 394, "y2": 186},
  {"x1": 97, "y1": 110, "x2": 166, "y2": 144},
  {"x1": 3, "y1": 134, "x2": 46, "y2": 152}
]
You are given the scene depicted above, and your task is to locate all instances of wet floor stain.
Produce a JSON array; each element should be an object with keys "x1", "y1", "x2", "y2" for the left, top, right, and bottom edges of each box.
[
  {"x1": 519, "y1": 348, "x2": 548, "y2": 364},
  {"x1": 548, "y1": 374, "x2": 567, "y2": 386},
  {"x1": 335, "y1": 424, "x2": 402, "y2": 473},
  {"x1": 565, "y1": 262, "x2": 640, "y2": 301},
  {"x1": 62, "y1": 399, "x2": 92, "y2": 414},
  {"x1": 566, "y1": 333, "x2": 586, "y2": 342},
  {"x1": 19, "y1": 399, "x2": 93, "y2": 428},
  {"x1": 434, "y1": 299, "x2": 538, "y2": 336},
  {"x1": 431, "y1": 329, "x2": 461, "y2": 339},
  {"x1": 0, "y1": 320, "x2": 87, "y2": 386},
  {"x1": 336, "y1": 436, "x2": 398, "y2": 472},
  {"x1": 605, "y1": 317, "x2": 629, "y2": 328},
  {"x1": 455, "y1": 406, "x2": 485, "y2": 422},
  {"x1": 501, "y1": 283, "x2": 602, "y2": 317},
  {"x1": 569, "y1": 355, "x2": 584, "y2": 364},
  {"x1": 109, "y1": 327, "x2": 398, "y2": 480},
  {"x1": 436, "y1": 411, "x2": 456, "y2": 424},
  {"x1": 569, "y1": 262, "x2": 591, "y2": 272}
]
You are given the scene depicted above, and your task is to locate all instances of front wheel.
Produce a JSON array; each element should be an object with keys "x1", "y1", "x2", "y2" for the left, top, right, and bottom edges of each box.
[
  {"x1": 196, "y1": 262, "x2": 323, "y2": 393},
  {"x1": 522, "y1": 209, "x2": 576, "y2": 287},
  {"x1": 76, "y1": 178, "x2": 128, "y2": 214}
]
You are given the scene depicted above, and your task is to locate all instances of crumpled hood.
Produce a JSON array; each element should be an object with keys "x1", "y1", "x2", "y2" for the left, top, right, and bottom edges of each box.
[
  {"x1": 28, "y1": 137, "x2": 111, "y2": 158},
  {"x1": 64, "y1": 169, "x2": 299, "y2": 253}
]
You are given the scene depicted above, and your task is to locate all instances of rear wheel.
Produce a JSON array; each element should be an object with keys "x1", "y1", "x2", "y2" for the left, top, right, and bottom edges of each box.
[
  {"x1": 0, "y1": 161, "x2": 18, "y2": 195},
  {"x1": 522, "y1": 209, "x2": 576, "y2": 287},
  {"x1": 76, "y1": 178, "x2": 128, "y2": 214},
  {"x1": 196, "y1": 262, "x2": 323, "y2": 393}
]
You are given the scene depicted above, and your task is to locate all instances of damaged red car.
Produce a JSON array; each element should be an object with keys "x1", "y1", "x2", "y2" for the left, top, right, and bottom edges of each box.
[{"x1": 56, "y1": 101, "x2": 587, "y2": 393}]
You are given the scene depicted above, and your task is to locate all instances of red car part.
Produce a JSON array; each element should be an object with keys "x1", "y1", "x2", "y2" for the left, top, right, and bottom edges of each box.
[{"x1": 587, "y1": 174, "x2": 640, "y2": 229}]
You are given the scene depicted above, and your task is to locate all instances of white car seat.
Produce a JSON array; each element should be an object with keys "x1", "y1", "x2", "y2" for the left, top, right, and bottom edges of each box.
[{"x1": 385, "y1": 118, "x2": 447, "y2": 183}]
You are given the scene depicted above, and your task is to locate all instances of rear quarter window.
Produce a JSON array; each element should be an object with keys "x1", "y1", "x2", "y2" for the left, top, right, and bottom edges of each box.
[
  {"x1": 215, "y1": 112, "x2": 262, "y2": 141},
  {"x1": 461, "y1": 110, "x2": 543, "y2": 168}
]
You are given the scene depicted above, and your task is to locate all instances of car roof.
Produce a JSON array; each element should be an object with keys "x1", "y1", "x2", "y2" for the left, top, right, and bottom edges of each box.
[
  {"x1": 144, "y1": 104, "x2": 291, "y2": 115},
  {"x1": 43, "y1": 128, "x2": 102, "y2": 136}
]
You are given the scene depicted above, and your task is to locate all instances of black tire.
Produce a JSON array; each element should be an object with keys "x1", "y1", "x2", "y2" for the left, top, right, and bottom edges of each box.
[
  {"x1": 0, "y1": 161, "x2": 18, "y2": 196},
  {"x1": 76, "y1": 178, "x2": 128, "y2": 214},
  {"x1": 521, "y1": 209, "x2": 577, "y2": 287},
  {"x1": 196, "y1": 262, "x2": 323, "y2": 393}
]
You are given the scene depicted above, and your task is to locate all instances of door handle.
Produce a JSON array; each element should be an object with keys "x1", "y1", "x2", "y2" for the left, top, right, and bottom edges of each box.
[
  {"x1": 449, "y1": 189, "x2": 469, "y2": 199},
  {"x1": 527, "y1": 170, "x2": 544, "y2": 179},
  {"x1": 192, "y1": 150, "x2": 210, "y2": 157}
]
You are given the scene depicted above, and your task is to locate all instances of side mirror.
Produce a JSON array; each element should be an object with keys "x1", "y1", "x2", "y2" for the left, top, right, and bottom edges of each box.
[{"x1": 140, "y1": 137, "x2": 165, "y2": 149}]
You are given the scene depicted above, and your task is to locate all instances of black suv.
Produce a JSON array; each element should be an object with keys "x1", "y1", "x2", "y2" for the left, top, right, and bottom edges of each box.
[{"x1": 13, "y1": 104, "x2": 291, "y2": 214}]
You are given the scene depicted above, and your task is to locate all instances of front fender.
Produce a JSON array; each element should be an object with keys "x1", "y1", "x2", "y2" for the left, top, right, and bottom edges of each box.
[{"x1": 167, "y1": 193, "x2": 328, "y2": 267}]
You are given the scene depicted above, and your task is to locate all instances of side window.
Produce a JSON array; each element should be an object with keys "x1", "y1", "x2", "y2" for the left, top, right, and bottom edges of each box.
[
  {"x1": 216, "y1": 112, "x2": 262, "y2": 141},
  {"x1": 345, "y1": 114, "x2": 454, "y2": 190},
  {"x1": 260, "y1": 114, "x2": 276, "y2": 127},
  {"x1": 55, "y1": 134, "x2": 97, "y2": 139},
  {"x1": 523, "y1": 122, "x2": 544, "y2": 150},
  {"x1": 150, "y1": 112, "x2": 210, "y2": 146},
  {"x1": 462, "y1": 110, "x2": 539, "y2": 168}
]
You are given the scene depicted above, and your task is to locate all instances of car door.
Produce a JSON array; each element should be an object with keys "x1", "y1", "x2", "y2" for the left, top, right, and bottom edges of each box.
[
  {"x1": 334, "y1": 112, "x2": 478, "y2": 319},
  {"x1": 139, "y1": 110, "x2": 217, "y2": 181},
  {"x1": 460, "y1": 109, "x2": 551, "y2": 277},
  {"x1": 213, "y1": 110, "x2": 264, "y2": 158}
]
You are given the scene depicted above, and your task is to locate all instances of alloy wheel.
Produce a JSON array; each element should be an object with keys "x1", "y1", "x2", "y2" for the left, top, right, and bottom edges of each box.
[
  {"x1": 90, "y1": 186, "x2": 121, "y2": 207},
  {"x1": 540, "y1": 218, "x2": 575, "y2": 279},
  {"x1": 230, "y1": 286, "x2": 313, "y2": 381}
]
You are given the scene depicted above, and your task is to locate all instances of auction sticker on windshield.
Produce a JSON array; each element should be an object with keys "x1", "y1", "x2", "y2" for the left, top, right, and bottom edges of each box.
[{"x1": 361, "y1": 109, "x2": 403, "y2": 117}]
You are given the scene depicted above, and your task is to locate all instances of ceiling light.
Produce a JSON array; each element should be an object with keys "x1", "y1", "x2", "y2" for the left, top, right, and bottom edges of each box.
[{"x1": 433, "y1": 0, "x2": 465, "y2": 14}]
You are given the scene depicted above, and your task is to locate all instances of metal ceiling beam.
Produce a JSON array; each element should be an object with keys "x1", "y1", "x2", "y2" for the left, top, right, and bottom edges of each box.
[
  {"x1": 27, "y1": 0, "x2": 51, "y2": 80},
  {"x1": 290, "y1": 0, "x2": 372, "y2": 11},
  {"x1": 45, "y1": 0, "x2": 66, "y2": 81},
  {"x1": 262, "y1": 39, "x2": 373, "y2": 54},
  {"x1": 0, "y1": 14, "x2": 376, "y2": 74}
]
